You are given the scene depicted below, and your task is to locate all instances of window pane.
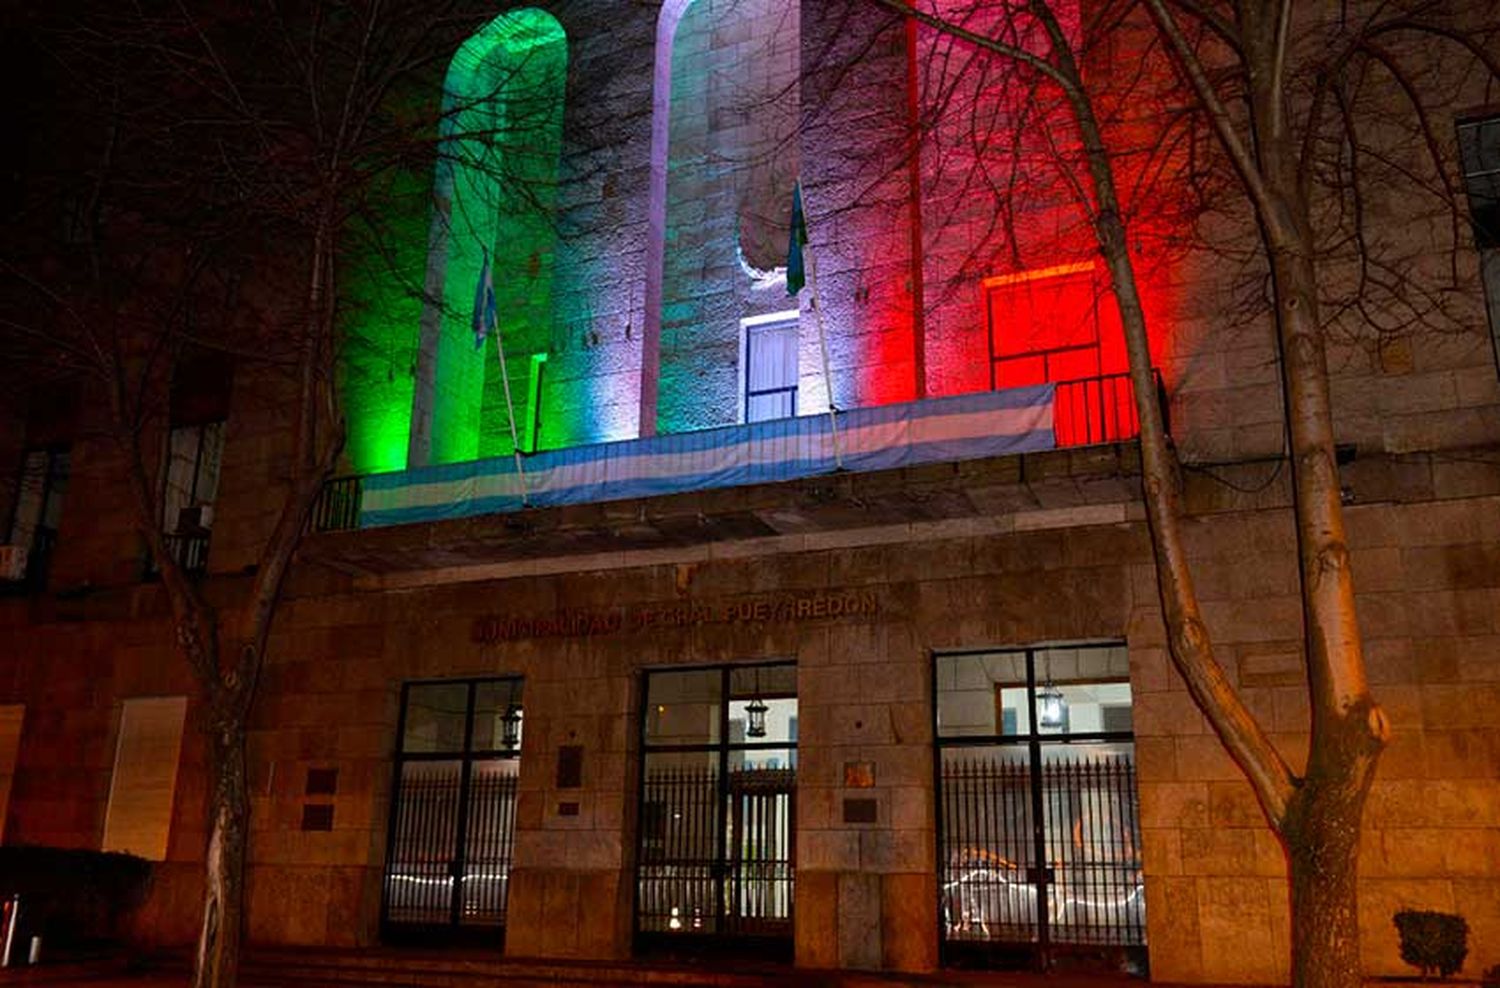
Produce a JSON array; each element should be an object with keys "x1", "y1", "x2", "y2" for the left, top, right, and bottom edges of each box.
[
  {"x1": 1039, "y1": 741, "x2": 1144, "y2": 942},
  {"x1": 939, "y1": 744, "x2": 1036, "y2": 944},
  {"x1": 1460, "y1": 117, "x2": 1500, "y2": 248},
  {"x1": 1032, "y1": 645, "x2": 1132, "y2": 736},
  {"x1": 747, "y1": 391, "x2": 793, "y2": 423},
  {"x1": 728, "y1": 744, "x2": 796, "y2": 771},
  {"x1": 994, "y1": 354, "x2": 1046, "y2": 388},
  {"x1": 645, "y1": 669, "x2": 722, "y2": 746},
  {"x1": 638, "y1": 749, "x2": 722, "y2": 934},
  {"x1": 163, "y1": 427, "x2": 200, "y2": 530},
  {"x1": 936, "y1": 651, "x2": 1027, "y2": 738},
  {"x1": 471, "y1": 679, "x2": 523, "y2": 752},
  {"x1": 386, "y1": 759, "x2": 462, "y2": 923},
  {"x1": 195, "y1": 421, "x2": 226, "y2": 507},
  {"x1": 938, "y1": 647, "x2": 1132, "y2": 738},
  {"x1": 402, "y1": 682, "x2": 471, "y2": 753},
  {"x1": 44, "y1": 450, "x2": 70, "y2": 528},
  {"x1": 7, "y1": 452, "x2": 48, "y2": 546},
  {"x1": 745, "y1": 316, "x2": 798, "y2": 423},
  {"x1": 989, "y1": 272, "x2": 1099, "y2": 358},
  {"x1": 728, "y1": 663, "x2": 795, "y2": 700},
  {"x1": 727, "y1": 663, "x2": 796, "y2": 747}
]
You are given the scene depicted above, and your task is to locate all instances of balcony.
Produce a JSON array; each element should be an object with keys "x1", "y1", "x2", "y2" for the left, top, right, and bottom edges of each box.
[{"x1": 311, "y1": 372, "x2": 1164, "y2": 539}]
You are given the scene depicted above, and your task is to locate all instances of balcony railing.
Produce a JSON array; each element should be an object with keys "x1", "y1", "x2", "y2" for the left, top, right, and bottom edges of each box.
[
  {"x1": 310, "y1": 372, "x2": 1170, "y2": 534},
  {"x1": 164, "y1": 533, "x2": 210, "y2": 574},
  {"x1": 1053, "y1": 370, "x2": 1167, "y2": 447},
  {"x1": 142, "y1": 532, "x2": 211, "y2": 580},
  {"x1": 312, "y1": 475, "x2": 364, "y2": 533}
]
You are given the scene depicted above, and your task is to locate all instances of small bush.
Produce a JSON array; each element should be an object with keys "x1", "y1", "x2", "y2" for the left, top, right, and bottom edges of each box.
[
  {"x1": 1480, "y1": 964, "x2": 1500, "y2": 988},
  {"x1": 1393, "y1": 910, "x2": 1469, "y2": 979},
  {"x1": 0, "y1": 846, "x2": 153, "y2": 951}
]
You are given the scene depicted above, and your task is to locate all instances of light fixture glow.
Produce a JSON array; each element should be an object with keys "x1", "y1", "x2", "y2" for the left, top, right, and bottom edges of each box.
[{"x1": 1038, "y1": 683, "x2": 1067, "y2": 730}]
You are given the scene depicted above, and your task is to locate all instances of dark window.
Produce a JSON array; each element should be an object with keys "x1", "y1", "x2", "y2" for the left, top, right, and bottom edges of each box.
[
  {"x1": 306, "y1": 768, "x2": 339, "y2": 796},
  {"x1": 301, "y1": 804, "x2": 335, "y2": 832},
  {"x1": 382, "y1": 677, "x2": 523, "y2": 938},
  {"x1": 1458, "y1": 114, "x2": 1500, "y2": 374},
  {"x1": 153, "y1": 421, "x2": 224, "y2": 576},
  {"x1": 636, "y1": 662, "x2": 797, "y2": 946},
  {"x1": 4, "y1": 447, "x2": 69, "y2": 590}
]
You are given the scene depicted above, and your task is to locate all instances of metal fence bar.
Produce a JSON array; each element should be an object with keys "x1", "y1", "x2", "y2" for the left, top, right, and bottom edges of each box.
[
  {"x1": 940, "y1": 751, "x2": 1143, "y2": 950},
  {"x1": 1051, "y1": 371, "x2": 1161, "y2": 448},
  {"x1": 637, "y1": 764, "x2": 794, "y2": 938},
  {"x1": 311, "y1": 475, "x2": 363, "y2": 532}
]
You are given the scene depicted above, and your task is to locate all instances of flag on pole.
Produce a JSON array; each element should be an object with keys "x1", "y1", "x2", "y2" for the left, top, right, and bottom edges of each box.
[
  {"x1": 472, "y1": 246, "x2": 497, "y2": 350},
  {"x1": 786, "y1": 182, "x2": 808, "y2": 296}
]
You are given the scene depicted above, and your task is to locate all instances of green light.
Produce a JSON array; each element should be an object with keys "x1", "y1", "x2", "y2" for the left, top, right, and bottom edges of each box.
[
  {"x1": 340, "y1": 162, "x2": 429, "y2": 473},
  {"x1": 341, "y1": 9, "x2": 566, "y2": 472},
  {"x1": 431, "y1": 9, "x2": 567, "y2": 464}
]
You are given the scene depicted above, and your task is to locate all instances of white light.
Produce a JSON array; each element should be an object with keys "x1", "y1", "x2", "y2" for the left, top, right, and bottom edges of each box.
[{"x1": 1038, "y1": 684, "x2": 1067, "y2": 729}]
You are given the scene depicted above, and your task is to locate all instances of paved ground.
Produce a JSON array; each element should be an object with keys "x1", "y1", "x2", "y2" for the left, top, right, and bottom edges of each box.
[
  {"x1": 0, "y1": 949, "x2": 1165, "y2": 988},
  {"x1": 0, "y1": 965, "x2": 1152, "y2": 988}
]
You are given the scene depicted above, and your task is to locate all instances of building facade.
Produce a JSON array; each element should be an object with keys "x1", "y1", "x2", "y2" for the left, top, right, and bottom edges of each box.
[{"x1": 3, "y1": 1, "x2": 1500, "y2": 983}]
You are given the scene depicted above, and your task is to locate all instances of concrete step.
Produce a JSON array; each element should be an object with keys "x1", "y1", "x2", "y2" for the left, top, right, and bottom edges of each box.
[{"x1": 228, "y1": 949, "x2": 791, "y2": 988}]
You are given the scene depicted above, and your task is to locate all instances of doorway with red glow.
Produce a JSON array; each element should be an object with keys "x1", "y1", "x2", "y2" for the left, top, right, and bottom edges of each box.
[{"x1": 985, "y1": 263, "x2": 1142, "y2": 447}]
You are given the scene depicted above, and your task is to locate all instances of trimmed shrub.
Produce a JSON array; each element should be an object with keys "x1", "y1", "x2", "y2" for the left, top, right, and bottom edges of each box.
[
  {"x1": 0, "y1": 847, "x2": 153, "y2": 951},
  {"x1": 1393, "y1": 910, "x2": 1469, "y2": 979},
  {"x1": 1481, "y1": 964, "x2": 1500, "y2": 988}
]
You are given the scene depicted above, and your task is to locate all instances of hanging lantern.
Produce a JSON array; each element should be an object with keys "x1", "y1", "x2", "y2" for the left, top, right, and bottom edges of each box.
[
  {"x1": 745, "y1": 695, "x2": 769, "y2": 738},
  {"x1": 1038, "y1": 683, "x2": 1067, "y2": 729},
  {"x1": 501, "y1": 704, "x2": 522, "y2": 749}
]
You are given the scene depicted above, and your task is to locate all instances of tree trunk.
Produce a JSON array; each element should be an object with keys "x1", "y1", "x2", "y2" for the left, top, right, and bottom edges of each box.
[
  {"x1": 1283, "y1": 708, "x2": 1384, "y2": 988},
  {"x1": 192, "y1": 716, "x2": 249, "y2": 988},
  {"x1": 1258, "y1": 167, "x2": 1388, "y2": 988}
]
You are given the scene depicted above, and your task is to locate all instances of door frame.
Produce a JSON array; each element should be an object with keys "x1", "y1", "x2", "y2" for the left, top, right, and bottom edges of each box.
[
  {"x1": 632, "y1": 661, "x2": 797, "y2": 959},
  {"x1": 380, "y1": 676, "x2": 523, "y2": 946},
  {"x1": 931, "y1": 644, "x2": 1145, "y2": 972}
]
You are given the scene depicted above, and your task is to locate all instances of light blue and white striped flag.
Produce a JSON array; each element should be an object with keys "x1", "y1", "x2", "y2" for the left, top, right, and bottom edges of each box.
[{"x1": 472, "y1": 247, "x2": 497, "y2": 350}]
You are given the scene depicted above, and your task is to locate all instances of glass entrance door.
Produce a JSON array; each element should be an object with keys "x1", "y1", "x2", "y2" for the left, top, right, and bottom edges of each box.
[
  {"x1": 935, "y1": 645, "x2": 1145, "y2": 971},
  {"x1": 635, "y1": 663, "x2": 797, "y2": 956},
  {"x1": 382, "y1": 678, "x2": 523, "y2": 944}
]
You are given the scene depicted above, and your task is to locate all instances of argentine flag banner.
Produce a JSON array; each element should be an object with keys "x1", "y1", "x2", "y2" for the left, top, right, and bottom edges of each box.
[{"x1": 472, "y1": 247, "x2": 497, "y2": 350}]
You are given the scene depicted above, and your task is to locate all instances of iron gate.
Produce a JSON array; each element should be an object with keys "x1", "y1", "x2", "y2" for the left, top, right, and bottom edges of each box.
[
  {"x1": 382, "y1": 678, "x2": 522, "y2": 943},
  {"x1": 637, "y1": 766, "x2": 795, "y2": 938},
  {"x1": 635, "y1": 664, "x2": 797, "y2": 954},
  {"x1": 935, "y1": 646, "x2": 1146, "y2": 970}
]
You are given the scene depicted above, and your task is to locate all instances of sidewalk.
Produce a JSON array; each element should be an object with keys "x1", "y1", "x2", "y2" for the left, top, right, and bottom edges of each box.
[{"x1": 0, "y1": 949, "x2": 1160, "y2": 988}]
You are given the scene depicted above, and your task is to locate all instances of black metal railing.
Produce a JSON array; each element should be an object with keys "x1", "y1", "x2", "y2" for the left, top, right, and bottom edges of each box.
[
  {"x1": 165, "y1": 533, "x2": 210, "y2": 574},
  {"x1": 311, "y1": 474, "x2": 363, "y2": 533},
  {"x1": 637, "y1": 765, "x2": 795, "y2": 939},
  {"x1": 307, "y1": 373, "x2": 1170, "y2": 536},
  {"x1": 384, "y1": 764, "x2": 518, "y2": 929},
  {"x1": 141, "y1": 532, "x2": 210, "y2": 581},
  {"x1": 2, "y1": 527, "x2": 56, "y2": 595},
  {"x1": 1052, "y1": 370, "x2": 1167, "y2": 449},
  {"x1": 940, "y1": 752, "x2": 1145, "y2": 950}
]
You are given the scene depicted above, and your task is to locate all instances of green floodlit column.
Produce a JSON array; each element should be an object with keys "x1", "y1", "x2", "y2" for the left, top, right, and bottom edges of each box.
[
  {"x1": 340, "y1": 153, "x2": 430, "y2": 474},
  {"x1": 405, "y1": 9, "x2": 567, "y2": 468},
  {"x1": 478, "y1": 25, "x2": 566, "y2": 459}
]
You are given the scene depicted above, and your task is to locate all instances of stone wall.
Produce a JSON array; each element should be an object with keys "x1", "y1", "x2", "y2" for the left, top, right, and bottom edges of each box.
[{"x1": 6, "y1": 448, "x2": 1495, "y2": 980}]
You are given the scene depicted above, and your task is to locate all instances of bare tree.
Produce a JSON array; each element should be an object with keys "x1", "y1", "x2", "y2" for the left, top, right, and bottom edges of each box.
[
  {"x1": 0, "y1": 3, "x2": 576, "y2": 985},
  {"x1": 827, "y1": 1, "x2": 1495, "y2": 984}
]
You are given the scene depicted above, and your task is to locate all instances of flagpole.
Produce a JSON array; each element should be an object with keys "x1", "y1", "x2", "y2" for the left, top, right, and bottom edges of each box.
[
  {"x1": 477, "y1": 246, "x2": 530, "y2": 507},
  {"x1": 799, "y1": 188, "x2": 844, "y2": 471},
  {"x1": 493, "y1": 330, "x2": 530, "y2": 508}
]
